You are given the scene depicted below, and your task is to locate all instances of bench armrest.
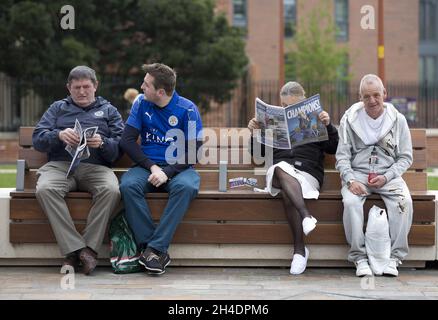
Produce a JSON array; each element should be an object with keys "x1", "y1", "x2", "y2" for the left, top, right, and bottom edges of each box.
[{"x1": 16, "y1": 159, "x2": 26, "y2": 191}]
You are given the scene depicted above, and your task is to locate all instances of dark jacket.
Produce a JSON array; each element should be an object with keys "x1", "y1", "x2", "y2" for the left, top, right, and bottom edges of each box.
[
  {"x1": 250, "y1": 123, "x2": 339, "y2": 187},
  {"x1": 32, "y1": 96, "x2": 124, "y2": 167}
]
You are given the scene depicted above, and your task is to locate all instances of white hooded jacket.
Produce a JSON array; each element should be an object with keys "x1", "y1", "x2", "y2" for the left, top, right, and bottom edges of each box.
[{"x1": 335, "y1": 102, "x2": 413, "y2": 184}]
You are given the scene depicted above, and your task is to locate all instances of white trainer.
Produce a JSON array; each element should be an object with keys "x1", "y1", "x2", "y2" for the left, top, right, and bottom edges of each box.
[
  {"x1": 302, "y1": 216, "x2": 317, "y2": 236},
  {"x1": 355, "y1": 259, "x2": 373, "y2": 277},
  {"x1": 290, "y1": 247, "x2": 309, "y2": 275},
  {"x1": 382, "y1": 258, "x2": 399, "y2": 277}
]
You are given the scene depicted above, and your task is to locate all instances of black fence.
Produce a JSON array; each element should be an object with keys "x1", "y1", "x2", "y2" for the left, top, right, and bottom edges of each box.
[
  {"x1": 0, "y1": 75, "x2": 437, "y2": 131},
  {"x1": 250, "y1": 80, "x2": 438, "y2": 129}
]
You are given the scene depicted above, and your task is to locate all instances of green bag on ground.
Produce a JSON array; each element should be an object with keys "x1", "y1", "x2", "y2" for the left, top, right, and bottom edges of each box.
[{"x1": 109, "y1": 210, "x2": 143, "y2": 274}]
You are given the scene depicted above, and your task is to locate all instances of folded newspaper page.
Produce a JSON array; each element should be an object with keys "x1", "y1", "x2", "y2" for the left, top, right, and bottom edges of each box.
[
  {"x1": 255, "y1": 94, "x2": 328, "y2": 149},
  {"x1": 66, "y1": 119, "x2": 98, "y2": 177}
]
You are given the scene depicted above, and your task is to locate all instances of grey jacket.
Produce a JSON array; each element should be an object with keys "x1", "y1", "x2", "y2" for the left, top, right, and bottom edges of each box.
[{"x1": 335, "y1": 102, "x2": 413, "y2": 184}]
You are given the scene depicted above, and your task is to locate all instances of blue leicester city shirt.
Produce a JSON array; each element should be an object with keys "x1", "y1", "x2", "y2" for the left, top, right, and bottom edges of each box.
[{"x1": 126, "y1": 92, "x2": 203, "y2": 164}]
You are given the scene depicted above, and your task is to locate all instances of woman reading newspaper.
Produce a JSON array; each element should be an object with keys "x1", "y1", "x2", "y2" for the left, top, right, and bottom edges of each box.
[{"x1": 248, "y1": 82, "x2": 339, "y2": 275}]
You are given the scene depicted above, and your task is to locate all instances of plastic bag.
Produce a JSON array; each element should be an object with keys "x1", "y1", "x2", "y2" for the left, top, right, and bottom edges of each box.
[
  {"x1": 109, "y1": 210, "x2": 143, "y2": 274},
  {"x1": 365, "y1": 205, "x2": 391, "y2": 275}
]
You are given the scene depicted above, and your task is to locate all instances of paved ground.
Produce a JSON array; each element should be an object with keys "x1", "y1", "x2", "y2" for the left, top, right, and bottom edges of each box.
[{"x1": 1, "y1": 265, "x2": 438, "y2": 300}]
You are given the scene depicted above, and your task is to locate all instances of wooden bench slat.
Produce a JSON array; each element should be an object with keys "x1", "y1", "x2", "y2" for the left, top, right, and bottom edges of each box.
[
  {"x1": 19, "y1": 127, "x2": 428, "y2": 149},
  {"x1": 19, "y1": 127, "x2": 254, "y2": 148},
  {"x1": 19, "y1": 127, "x2": 35, "y2": 147},
  {"x1": 9, "y1": 223, "x2": 435, "y2": 245},
  {"x1": 18, "y1": 165, "x2": 429, "y2": 192},
  {"x1": 410, "y1": 129, "x2": 427, "y2": 149},
  {"x1": 10, "y1": 189, "x2": 436, "y2": 201},
  {"x1": 10, "y1": 197, "x2": 436, "y2": 223},
  {"x1": 18, "y1": 147, "x2": 428, "y2": 171}
]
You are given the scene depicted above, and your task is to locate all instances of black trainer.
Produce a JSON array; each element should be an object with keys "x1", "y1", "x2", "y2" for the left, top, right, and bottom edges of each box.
[{"x1": 138, "y1": 247, "x2": 171, "y2": 275}]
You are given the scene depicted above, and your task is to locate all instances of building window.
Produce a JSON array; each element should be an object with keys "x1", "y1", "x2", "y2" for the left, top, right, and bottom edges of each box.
[
  {"x1": 420, "y1": 56, "x2": 438, "y2": 83},
  {"x1": 284, "y1": 0, "x2": 296, "y2": 38},
  {"x1": 335, "y1": 0, "x2": 349, "y2": 41},
  {"x1": 233, "y1": 0, "x2": 247, "y2": 30},
  {"x1": 419, "y1": 1, "x2": 438, "y2": 83},
  {"x1": 420, "y1": 0, "x2": 437, "y2": 41}
]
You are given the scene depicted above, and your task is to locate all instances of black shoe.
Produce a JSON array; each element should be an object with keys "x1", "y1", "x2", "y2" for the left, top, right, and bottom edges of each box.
[
  {"x1": 62, "y1": 251, "x2": 80, "y2": 272},
  {"x1": 138, "y1": 247, "x2": 171, "y2": 275},
  {"x1": 79, "y1": 247, "x2": 98, "y2": 276}
]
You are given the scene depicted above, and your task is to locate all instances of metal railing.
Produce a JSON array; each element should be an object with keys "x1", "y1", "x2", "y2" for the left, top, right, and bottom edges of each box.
[{"x1": 0, "y1": 75, "x2": 437, "y2": 130}]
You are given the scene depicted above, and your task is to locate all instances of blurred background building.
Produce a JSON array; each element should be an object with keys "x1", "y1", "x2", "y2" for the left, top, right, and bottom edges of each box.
[
  {"x1": 212, "y1": 0, "x2": 437, "y2": 127},
  {"x1": 0, "y1": 0, "x2": 437, "y2": 134}
]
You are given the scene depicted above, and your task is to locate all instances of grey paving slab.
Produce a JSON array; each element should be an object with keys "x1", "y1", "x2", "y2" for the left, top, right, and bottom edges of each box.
[{"x1": 1, "y1": 266, "x2": 438, "y2": 300}]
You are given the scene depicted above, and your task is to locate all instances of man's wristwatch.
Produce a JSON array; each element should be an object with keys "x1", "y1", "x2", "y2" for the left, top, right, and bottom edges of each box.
[{"x1": 347, "y1": 179, "x2": 355, "y2": 188}]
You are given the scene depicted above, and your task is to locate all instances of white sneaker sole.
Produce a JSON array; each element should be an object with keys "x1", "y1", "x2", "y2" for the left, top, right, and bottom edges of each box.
[
  {"x1": 356, "y1": 271, "x2": 373, "y2": 277},
  {"x1": 139, "y1": 258, "x2": 171, "y2": 275}
]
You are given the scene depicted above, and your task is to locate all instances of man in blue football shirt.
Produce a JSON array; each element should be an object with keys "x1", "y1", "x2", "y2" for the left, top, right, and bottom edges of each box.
[{"x1": 119, "y1": 63, "x2": 203, "y2": 275}]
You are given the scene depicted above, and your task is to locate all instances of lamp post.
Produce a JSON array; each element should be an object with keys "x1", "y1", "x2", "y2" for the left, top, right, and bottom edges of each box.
[{"x1": 378, "y1": 0, "x2": 385, "y2": 84}]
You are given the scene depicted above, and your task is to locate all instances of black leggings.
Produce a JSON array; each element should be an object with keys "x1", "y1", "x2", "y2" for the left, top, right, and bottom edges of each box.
[{"x1": 271, "y1": 167, "x2": 312, "y2": 256}]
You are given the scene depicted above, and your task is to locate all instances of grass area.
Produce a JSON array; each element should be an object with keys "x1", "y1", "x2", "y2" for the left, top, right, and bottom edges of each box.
[
  {"x1": 428, "y1": 177, "x2": 438, "y2": 190},
  {"x1": 0, "y1": 164, "x2": 17, "y2": 187},
  {"x1": 0, "y1": 174, "x2": 16, "y2": 187}
]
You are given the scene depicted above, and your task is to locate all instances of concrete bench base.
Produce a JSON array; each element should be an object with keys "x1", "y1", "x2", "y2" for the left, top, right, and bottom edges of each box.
[{"x1": 1, "y1": 188, "x2": 436, "y2": 268}]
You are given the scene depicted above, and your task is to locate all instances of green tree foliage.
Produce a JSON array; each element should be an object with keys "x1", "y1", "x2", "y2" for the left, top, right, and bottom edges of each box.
[
  {"x1": 0, "y1": 0, "x2": 248, "y2": 109},
  {"x1": 285, "y1": 5, "x2": 350, "y2": 85}
]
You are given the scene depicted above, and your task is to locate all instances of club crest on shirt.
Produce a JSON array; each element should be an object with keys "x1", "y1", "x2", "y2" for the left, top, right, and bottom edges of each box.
[
  {"x1": 168, "y1": 115, "x2": 178, "y2": 126},
  {"x1": 94, "y1": 111, "x2": 104, "y2": 117}
]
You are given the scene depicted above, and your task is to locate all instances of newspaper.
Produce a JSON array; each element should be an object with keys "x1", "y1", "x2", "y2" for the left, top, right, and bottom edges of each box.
[
  {"x1": 255, "y1": 94, "x2": 328, "y2": 149},
  {"x1": 65, "y1": 119, "x2": 98, "y2": 177}
]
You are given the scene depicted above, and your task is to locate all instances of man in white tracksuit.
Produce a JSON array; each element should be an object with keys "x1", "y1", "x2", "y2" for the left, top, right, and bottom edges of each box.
[{"x1": 336, "y1": 74, "x2": 413, "y2": 277}]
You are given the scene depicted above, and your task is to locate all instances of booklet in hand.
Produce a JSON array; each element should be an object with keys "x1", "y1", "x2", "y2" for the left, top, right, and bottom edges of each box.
[
  {"x1": 65, "y1": 119, "x2": 98, "y2": 177},
  {"x1": 255, "y1": 94, "x2": 328, "y2": 149}
]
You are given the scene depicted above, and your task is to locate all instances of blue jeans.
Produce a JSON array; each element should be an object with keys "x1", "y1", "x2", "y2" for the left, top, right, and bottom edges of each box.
[{"x1": 120, "y1": 166, "x2": 200, "y2": 253}]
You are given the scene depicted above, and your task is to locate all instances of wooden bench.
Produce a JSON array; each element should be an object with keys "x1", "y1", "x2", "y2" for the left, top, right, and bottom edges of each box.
[{"x1": 7, "y1": 127, "x2": 436, "y2": 266}]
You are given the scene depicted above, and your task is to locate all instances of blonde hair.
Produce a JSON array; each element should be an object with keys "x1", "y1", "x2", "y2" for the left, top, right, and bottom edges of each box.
[{"x1": 124, "y1": 88, "x2": 139, "y2": 104}]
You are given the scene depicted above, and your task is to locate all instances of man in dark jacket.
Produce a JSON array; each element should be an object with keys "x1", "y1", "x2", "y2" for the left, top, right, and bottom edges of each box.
[
  {"x1": 248, "y1": 81, "x2": 339, "y2": 275},
  {"x1": 32, "y1": 66, "x2": 124, "y2": 275}
]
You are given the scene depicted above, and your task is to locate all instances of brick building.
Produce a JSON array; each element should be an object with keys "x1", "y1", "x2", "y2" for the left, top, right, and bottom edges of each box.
[{"x1": 217, "y1": 0, "x2": 437, "y2": 84}]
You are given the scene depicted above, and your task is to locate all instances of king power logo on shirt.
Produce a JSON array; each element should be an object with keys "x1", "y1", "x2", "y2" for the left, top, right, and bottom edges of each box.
[{"x1": 145, "y1": 131, "x2": 174, "y2": 144}]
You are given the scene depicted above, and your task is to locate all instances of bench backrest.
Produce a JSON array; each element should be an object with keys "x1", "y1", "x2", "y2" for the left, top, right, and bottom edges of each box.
[{"x1": 17, "y1": 127, "x2": 428, "y2": 191}]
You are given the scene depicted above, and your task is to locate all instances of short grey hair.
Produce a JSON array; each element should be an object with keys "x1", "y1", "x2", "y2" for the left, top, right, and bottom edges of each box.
[
  {"x1": 67, "y1": 66, "x2": 98, "y2": 85},
  {"x1": 280, "y1": 81, "x2": 305, "y2": 98},
  {"x1": 359, "y1": 74, "x2": 384, "y2": 95}
]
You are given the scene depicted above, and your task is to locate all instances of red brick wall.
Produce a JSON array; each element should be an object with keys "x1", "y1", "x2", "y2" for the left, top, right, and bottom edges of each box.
[
  {"x1": 218, "y1": 0, "x2": 283, "y2": 81},
  {"x1": 246, "y1": 0, "x2": 283, "y2": 81},
  {"x1": 0, "y1": 138, "x2": 18, "y2": 164},
  {"x1": 383, "y1": 0, "x2": 419, "y2": 83},
  {"x1": 349, "y1": 0, "x2": 378, "y2": 83}
]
